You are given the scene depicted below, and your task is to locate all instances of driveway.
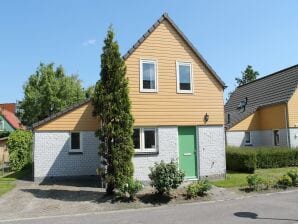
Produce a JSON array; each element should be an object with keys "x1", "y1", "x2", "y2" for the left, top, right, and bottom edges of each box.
[{"x1": 0, "y1": 189, "x2": 297, "y2": 224}]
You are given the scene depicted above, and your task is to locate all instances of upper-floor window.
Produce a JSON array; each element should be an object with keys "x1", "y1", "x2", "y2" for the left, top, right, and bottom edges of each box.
[
  {"x1": 176, "y1": 61, "x2": 193, "y2": 93},
  {"x1": 140, "y1": 59, "x2": 157, "y2": 92}
]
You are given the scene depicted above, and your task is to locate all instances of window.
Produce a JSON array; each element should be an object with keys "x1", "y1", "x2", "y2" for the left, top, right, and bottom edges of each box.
[
  {"x1": 133, "y1": 128, "x2": 157, "y2": 153},
  {"x1": 273, "y1": 130, "x2": 280, "y2": 146},
  {"x1": 70, "y1": 132, "x2": 82, "y2": 152},
  {"x1": 227, "y1": 114, "x2": 231, "y2": 124},
  {"x1": 0, "y1": 119, "x2": 3, "y2": 131},
  {"x1": 245, "y1": 132, "x2": 251, "y2": 144},
  {"x1": 176, "y1": 61, "x2": 193, "y2": 93},
  {"x1": 140, "y1": 59, "x2": 157, "y2": 92}
]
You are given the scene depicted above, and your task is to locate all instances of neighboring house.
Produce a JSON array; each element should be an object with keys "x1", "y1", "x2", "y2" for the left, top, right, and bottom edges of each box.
[
  {"x1": 225, "y1": 65, "x2": 298, "y2": 148},
  {"x1": 0, "y1": 103, "x2": 23, "y2": 164},
  {"x1": 32, "y1": 13, "x2": 226, "y2": 182}
]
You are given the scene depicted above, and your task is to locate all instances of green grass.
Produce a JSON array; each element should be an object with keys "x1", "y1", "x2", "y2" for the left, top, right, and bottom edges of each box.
[
  {"x1": 0, "y1": 167, "x2": 31, "y2": 196},
  {"x1": 212, "y1": 167, "x2": 298, "y2": 188}
]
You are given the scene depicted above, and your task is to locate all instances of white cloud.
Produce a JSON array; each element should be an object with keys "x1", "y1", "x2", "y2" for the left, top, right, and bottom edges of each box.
[{"x1": 82, "y1": 39, "x2": 96, "y2": 46}]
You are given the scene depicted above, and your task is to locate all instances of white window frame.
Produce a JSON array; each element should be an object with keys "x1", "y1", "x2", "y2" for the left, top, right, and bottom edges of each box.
[
  {"x1": 69, "y1": 132, "x2": 83, "y2": 153},
  {"x1": 140, "y1": 59, "x2": 158, "y2": 92},
  {"x1": 273, "y1": 129, "x2": 280, "y2": 146},
  {"x1": 244, "y1": 131, "x2": 251, "y2": 145},
  {"x1": 133, "y1": 127, "x2": 158, "y2": 153},
  {"x1": 176, "y1": 61, "x2": 193, "y2": 94}
]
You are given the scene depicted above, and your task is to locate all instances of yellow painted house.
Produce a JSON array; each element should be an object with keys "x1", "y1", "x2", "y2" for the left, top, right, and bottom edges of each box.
[
  {"x1": 33, "y1": 13, "x2": 226, "y2": 182},
  {"x1": 225, "y1": 65, "x2": 298, "y2": 148}
]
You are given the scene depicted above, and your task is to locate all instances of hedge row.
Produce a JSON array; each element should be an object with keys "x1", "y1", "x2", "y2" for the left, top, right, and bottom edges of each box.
[{"x1": 226, "y1": 147, "x2": 298, "y2": 173}]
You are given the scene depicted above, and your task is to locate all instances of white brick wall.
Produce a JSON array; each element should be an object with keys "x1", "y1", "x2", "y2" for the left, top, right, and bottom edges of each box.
[
  {"x1": 197, "y1": 126, "x2": 226, "y2": 177},
  {"x1": 226, "y1": 129, "x2": 289, "y2": 147},
  {"x1": 34, "y1": 131, "x2": 100, "y2": 181},
  {"x1": 133, "y1": 127, "x2": 178, "y2": 181},
  {"x1": 289, "y1": 128, "x2": 298, "y2": 148}
]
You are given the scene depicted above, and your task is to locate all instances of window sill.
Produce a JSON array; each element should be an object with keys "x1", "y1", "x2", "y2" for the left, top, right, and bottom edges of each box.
[
  {"x1": 177, "y1": 91, "x2": 193, "y2": 94},
  {"x1": 135, "y1": 150, "x2": 158, "y2": 155},
  {"x1": 69, "y1": 151, "x2": 83, "y2": 155}
]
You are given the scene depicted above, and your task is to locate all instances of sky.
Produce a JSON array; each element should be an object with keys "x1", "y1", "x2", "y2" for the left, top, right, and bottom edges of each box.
[{"x1": 1, "y1": 0, "x2": 298, "y2": 103}]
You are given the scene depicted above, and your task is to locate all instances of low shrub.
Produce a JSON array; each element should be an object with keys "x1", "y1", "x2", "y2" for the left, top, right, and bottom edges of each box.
[
  {"x1": 246, "y1": 174, "x2": 264, "y2": 191},
  {"x1": 226, "y1": 148, "x2": 256, "y2": 173},
  {"x1": 186, "y1": 180, "x2": 212, "y2": 198},
  {"x1": 277, "y1": 175, "x2": 293, "y2": 188},
  {"x1": 7, "y1": 130, "x2": 32, "y2": 171},
  {"x1": 118, "y1": 179, "x2": 143, "y2": 200},
  {"x1": 287, "y1": 169, "x2": 298, "y2": 187},
  {"x1": 149, "y1": 160, "x2": 185, "y2": 195}
]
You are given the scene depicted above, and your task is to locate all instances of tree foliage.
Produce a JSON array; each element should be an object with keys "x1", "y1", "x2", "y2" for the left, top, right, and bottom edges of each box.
[
  {"x1": 7, "y1": 130, "x2": 32, "y2": 171},
  {"x1": 92, "y1": 27, "x2": 134, "y2": 194},
  {"x1": 18, "y1": 63, "x2": 87, "y2": 126},
  {"x1": 235, "y1": 65, "x2": 259, "y2": 86}
]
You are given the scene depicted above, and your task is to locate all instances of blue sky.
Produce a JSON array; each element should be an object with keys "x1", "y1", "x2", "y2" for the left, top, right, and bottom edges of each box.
[{"x1": 1, "y1": 0, "x2": 298, "y2": 102}]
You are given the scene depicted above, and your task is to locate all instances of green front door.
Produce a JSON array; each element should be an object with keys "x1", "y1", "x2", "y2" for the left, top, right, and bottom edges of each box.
[{"x1": 178, "y1": 126, "x2": 198, "y2": 178}]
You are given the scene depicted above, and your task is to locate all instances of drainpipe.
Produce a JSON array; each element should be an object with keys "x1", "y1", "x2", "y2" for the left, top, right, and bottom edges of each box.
[{"x1": 284, "y1": 103, "x2": 290, "y2": 148}]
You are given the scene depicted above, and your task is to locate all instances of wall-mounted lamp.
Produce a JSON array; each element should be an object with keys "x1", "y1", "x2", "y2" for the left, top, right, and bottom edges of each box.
[{"x1": 204, "y1": 113, "x2": 209, "y2": 123}]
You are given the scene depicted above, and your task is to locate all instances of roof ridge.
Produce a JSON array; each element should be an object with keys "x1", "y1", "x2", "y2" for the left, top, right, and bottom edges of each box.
[{"x1": 236, "y1": 64, "x2": 298, "y2": 89}]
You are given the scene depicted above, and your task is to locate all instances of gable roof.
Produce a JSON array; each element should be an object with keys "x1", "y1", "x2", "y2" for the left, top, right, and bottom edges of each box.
[
  {"x1": 225, "y1": 64, "x2": 298, "y2": 129},
  {"x1": 0, "y1": 108, "x2": 22, "y2": 129},
  {"x1": 33, "y1": 13, "x2": 225, "y2": 130},
  {"x1": 123, "y1": 13, "x2": 226, "y2": 88}
]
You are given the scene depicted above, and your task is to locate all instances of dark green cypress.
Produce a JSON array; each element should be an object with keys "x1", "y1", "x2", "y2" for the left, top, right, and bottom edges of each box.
[{"x1": 92, "y1": 27, "x2": 134, "y2": 194}]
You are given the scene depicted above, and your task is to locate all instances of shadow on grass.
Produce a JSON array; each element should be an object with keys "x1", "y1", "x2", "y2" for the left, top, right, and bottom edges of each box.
[{"x1": 4, "y1": 166, "x2": 32, "y2": 181}]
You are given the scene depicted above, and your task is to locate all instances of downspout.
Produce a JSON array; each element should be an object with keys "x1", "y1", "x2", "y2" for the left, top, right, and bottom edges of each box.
[{"x1": 284, "y1": 103, "x2": 290, "y2": 148}]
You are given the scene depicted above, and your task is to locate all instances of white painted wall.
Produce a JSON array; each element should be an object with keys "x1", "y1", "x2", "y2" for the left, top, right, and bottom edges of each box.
[
  {"x1": 289, "y1": 128, "x2": 298, "y2": 148},
  {"x1": 197, "y1": 126, "x2": 226, "y2": 177},
  {"x1": 133, "y1": 126, "x2": 178, "y2": 181},
  {"x1": 34, "y1": 131, "x2": 100, "y2": 182}
]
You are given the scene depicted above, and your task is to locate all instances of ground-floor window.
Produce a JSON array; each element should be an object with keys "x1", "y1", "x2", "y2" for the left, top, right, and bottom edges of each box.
[
  {"x1": 273, "y1": 130, "x2": 280, "y2": 146},
  {"x1": 70, "y1": 132, "x2": 82, "y2": 152},
  {"x1": 245, "y1": 131, "x2": 251, "y2": 145},
  {"x1": 133, "y1": 128, "x2": 157, "y2": 153}
]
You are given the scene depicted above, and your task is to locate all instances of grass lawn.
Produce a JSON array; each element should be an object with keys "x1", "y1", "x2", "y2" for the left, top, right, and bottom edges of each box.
[
  {"x1": 212, "y1": 167, "x2": 298, "y2": 188},
  {"x1": 0, "y1": 167, "x2": 31, "y2": 196}
]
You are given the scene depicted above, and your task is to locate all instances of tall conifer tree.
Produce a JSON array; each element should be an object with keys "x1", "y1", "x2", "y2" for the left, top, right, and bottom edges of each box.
[{"x1": 92, "y1": 27, "x2": 134, "y2": 194}]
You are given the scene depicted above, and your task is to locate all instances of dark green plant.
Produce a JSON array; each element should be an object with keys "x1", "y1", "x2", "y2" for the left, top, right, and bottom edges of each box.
[
  {"x1": 226, "y1": 148, "x2": 256, "y2": 173},
  {"x1": 7, "y1": 130, "x2": 32, "y2": 171},
  {"x1": 246, "y1": 174, "x2": 264, "y2": 191},
  {"x1": 18, "y1": 63, "x2": 87, "y2": 126},
  {"x1": 235, "y1": 65, "x2": 259, "y2": 86},
  {"x1": 0, "y1": 131, "x2": 10, "y2": 138},
  {"x1": 277, "y1": 175, "x2": 292, "y2": 188},
  {"x1": 118, "y1": 178, "x2": 143, "y2": 200},
  {"x1": 92, "y1": 27, "x2": 134, "y2": 194},
  {"x1": 186, "y1": 180, "x2": 212, "y2": 198},
  {"x1": 287, "y1": 169, "x2": 298, "y2": 187},
  {"x1": 149, "y1": 160, "x2": 185, "y2": 195}
]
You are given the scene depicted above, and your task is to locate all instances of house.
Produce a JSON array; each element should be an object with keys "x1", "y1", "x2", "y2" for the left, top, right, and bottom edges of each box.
[
  {"x1": 225, "y1": 65, "x2": 298, "y2": 148},
  {"x1": 32, "y1": 13, "x2": 226, "y2": 182},
  {"x1": 0, "y1": 103, "x2": 23, "y2": 164}
]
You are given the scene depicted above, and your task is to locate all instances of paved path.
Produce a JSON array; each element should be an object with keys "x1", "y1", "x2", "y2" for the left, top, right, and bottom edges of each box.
[{"x1": 0, "y1": 190, "x2": 297, "y2": 224}]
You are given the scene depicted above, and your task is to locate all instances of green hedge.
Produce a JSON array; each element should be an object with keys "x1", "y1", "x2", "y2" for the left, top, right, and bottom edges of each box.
[{"x1": 226, "y1": 147, "x2": 298, "y2": 173}]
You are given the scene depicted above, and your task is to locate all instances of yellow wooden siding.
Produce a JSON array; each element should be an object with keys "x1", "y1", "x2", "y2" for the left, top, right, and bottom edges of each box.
[
  {"x1": 36, "y1": 102, "x2": 100, "y2": 131},
  {"x1": 229, "y1": 103, "x2": 286, "y2": 131},
  {"x1": 126, "y1": 20, "x2": 224, "y2": 126},
  {"x1": 288, "y1": 88, "x2": 298, "y2": 127}
]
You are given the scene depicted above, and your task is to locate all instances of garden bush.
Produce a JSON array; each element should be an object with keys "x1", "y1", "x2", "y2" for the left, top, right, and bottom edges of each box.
[
  {"x1": 287, "y1": 169, "x2": 298, "y2": 187},
  {"x1": 7, "y1": 130, "x2": 33, "y2": 171},
  {"x1": 186, "y1": 180, "x2": 212, "y2": 198},
  {"x1": 277, "y1": 174, "x2": 293, "y2": 188},
  {"x1": 149, "y1": 160, "x2": 185, "y2": 195},
  {"x1": 226, "y1": 147, "x2": 298, "y2": 173},
  {"x1": 246, "y1": 174, "x2": 264, "y2": 191},
  {"x1": 118, "y1": 178, "x2": 143, "y2": 200},
  {"x1": 226, "y1": 148, "x2": 256, "y2": 173}
]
